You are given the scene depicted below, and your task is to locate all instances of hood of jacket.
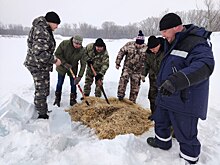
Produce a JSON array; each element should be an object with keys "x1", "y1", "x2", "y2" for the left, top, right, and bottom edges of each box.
[
  {"x1": 32, "y1": 16, "x2": 49, "y2": 29},
  {"x1": 177, "y1": 24, "x2": 212, "y2": 42}
]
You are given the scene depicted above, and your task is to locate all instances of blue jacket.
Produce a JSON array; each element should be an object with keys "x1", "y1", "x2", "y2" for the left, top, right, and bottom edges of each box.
[{"x1": 156, "y1": 24, "x2": 215, "y2": 120}]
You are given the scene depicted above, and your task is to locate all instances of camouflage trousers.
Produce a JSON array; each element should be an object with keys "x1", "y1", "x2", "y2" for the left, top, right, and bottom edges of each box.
[
  {"x1": 83, "y1": 70, "x2": 102, "y2": 97},
  {"x1": 30, "y1": 70, "x2": 50, "y2": 115},
  {"x1": 117, "y1": 70, "x2": 141, "y2": 103}
]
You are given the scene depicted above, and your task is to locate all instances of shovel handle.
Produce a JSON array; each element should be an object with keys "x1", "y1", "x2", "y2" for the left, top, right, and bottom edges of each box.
[{"x1": 62, "y1": 64, "x2": 90, "y2": 106}]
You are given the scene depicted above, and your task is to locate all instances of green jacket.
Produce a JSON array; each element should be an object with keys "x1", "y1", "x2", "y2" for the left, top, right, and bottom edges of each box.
[
  {"x1": 55, "y1": 38, "x2": 86, "y2": 77},
  {"x1": 85, "y1": 43, "x2": 109, "y2": 75},
  {"x1": 142, "y1": 49, "x2": 164, "y2": 86}
]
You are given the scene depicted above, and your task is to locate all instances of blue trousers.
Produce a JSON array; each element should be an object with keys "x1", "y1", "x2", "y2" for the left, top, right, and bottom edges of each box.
[
  {"x1": 55, "y1": 73, "x2": 76, "y2": 94},
  {"x1": 154, "y1": 106, "x2": 200, "y2": 162}
]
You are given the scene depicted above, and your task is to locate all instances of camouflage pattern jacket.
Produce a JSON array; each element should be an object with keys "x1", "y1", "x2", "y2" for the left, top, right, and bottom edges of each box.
[
  {"x1": 24, "y1": 16, "x2": 56, "y2": 72},
  {"x1": 115, "y1": 41, "x2": 147, "y2": 74},
  {"x1": 85, "y1": 43, "x2": 109, "y2": 76},
  {"x1": 55, "y1": 38, "x2": 86, "y2": 77}
]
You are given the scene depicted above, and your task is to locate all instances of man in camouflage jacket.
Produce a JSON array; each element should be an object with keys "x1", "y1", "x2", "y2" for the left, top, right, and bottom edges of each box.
[
  {"x1": 83, "y1": 38, "x2": 109, "y2": 97},
  {"x1": 53, "y1": 35, "x2": 86, "y2": 107},
  {"x1": 142, "y1": 36, "x2": 165, "y2": 119},
  {"x1": 115, "y1": 30, "x2": 147, "y2": 103},
  {"x1": 24, "y1": 11, "x2": 61, "y2": 119}
]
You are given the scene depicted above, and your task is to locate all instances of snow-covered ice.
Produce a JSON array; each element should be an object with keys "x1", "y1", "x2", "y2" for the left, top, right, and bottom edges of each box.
[{"x1": 0, "y1": 34, "x2": 219, "y2": 165}]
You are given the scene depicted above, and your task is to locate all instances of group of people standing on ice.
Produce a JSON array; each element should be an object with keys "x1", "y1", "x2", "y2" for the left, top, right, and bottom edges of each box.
[{"x1": 24, "y1": 11, "x2": 215, "y2": 164}]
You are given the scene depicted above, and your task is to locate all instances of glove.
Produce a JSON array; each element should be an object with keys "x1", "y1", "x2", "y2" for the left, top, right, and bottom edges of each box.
[
  {"x1": 141, "y1": 75, "x2": 145, "y2": 82},
  {"x1": 159, "y1": 80, "x2": 176, "y2": 96},
  {"x1": 64, "y1": 63, "x2": 72, "y2": 70},
  {"x1": 74, "y1": 77, "x2": 81, "y2": 85},
  {"x1": 87, "y1": 59, "x2": 94, "y2": 66},
  {"x1": 95, "y1": 73, "x2": 103, "y2": 81}
]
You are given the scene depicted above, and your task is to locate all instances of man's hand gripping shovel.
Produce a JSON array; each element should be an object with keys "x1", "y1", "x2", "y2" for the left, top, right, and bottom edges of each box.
[{"x1": 89, "y1": 64, "x2": 110, "y2": 104}]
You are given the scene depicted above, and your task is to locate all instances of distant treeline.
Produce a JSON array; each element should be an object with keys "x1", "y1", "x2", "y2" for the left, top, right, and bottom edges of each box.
[{"x1": 1, "y1": 1, "x2": 220, "y2": 39}]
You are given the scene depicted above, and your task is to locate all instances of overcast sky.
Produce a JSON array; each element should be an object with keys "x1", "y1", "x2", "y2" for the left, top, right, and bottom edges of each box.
[{"x1": 0, "y1": 0, "x2": 218, "y2": 27}]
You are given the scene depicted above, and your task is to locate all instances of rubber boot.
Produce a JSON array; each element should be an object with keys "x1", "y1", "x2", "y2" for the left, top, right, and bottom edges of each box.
[
  {"x1": 53, "y1": 92, "x2": 61, "y2": 107},
  {"x1": 70, "y1": 93, "x2": 77, "y2": 106}
]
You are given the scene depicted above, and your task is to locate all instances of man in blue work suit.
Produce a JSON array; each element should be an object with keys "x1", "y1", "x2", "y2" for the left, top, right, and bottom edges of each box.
[{"x1": 147, "y1": 13, "x2": 215, "y2": 164}]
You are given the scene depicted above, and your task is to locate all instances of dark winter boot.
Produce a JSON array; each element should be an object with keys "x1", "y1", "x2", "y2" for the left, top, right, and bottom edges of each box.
[
  {"x1": 38, "y1": 114, "x2": 49, "y2": 119},
  {"x1": 70, "y1": 93, "x2": 77, "y2": 106},
  {"x1": 118, "y1": 96, "x2": 124, "y2": 101},
  {"x1": 147, "y1": 137, "x2": 159, "y2": 148},
  {"x1": 147, "y1": 137, "x2": 172, "y2": 150},
  {"x1": 53, "y1": 92, "x2": 61, "y2": 107}
]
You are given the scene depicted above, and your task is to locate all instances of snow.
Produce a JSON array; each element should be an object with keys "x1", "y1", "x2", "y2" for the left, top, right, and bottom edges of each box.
[{"x1": 0, "y1": 34, "x2": 219, "y2": 165}]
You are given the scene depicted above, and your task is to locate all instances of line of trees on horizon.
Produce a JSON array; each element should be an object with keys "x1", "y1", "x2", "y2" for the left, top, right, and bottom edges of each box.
[{"x1": 0, "y1": 0, "x2": 219, "y2": 39}]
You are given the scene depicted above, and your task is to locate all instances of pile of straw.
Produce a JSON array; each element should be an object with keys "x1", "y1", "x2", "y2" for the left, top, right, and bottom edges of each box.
[{"x1": 67, "y1": 97, "x2": 153, "y2": 139}]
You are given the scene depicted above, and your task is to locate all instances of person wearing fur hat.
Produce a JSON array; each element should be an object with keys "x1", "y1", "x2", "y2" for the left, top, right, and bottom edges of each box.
[
  {"x1": 83, "y1": 38, "x2": 109, "y2": 97},
  {"x1": 24, "y1": 11, "x2": 61, "y2": 119},
  {"x1": 53, "y1": 35, "x2": 86, "y2": 107},
  {"x1": 141, "y1": 35, "x2": 165, "y2": 120},
  {"x1": 147, "y1": 13, "x2": 215, "y2": 164},
  {"x1": 115, "y1": 30, "x2": 147, "y2": 103}
]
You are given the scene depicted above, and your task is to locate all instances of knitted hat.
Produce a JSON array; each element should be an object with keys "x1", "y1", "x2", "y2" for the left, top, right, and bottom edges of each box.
[
  {"x1": 159, "y1": 13, "x2": 182, "y2": 31},
  {"x1": 72, "y1": 35, "x2": 83, "y2": 44},
  {"x1": 94, "y1": 38, "x2": 105, "y2": 47},
  {"x1": 147, "y1": 36, "x2": 160, "y2": 49},
  {"x1": 45, "y1": 11, "x2": 61, "y2": 24},
  {"x1": 136, "y1": 30, "x2": 145, "y2": 45}
]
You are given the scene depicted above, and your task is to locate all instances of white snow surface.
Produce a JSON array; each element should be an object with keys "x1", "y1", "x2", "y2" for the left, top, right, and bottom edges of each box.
[{"x1": 0, "y1": 34, "x2": 219, "y2": 165}]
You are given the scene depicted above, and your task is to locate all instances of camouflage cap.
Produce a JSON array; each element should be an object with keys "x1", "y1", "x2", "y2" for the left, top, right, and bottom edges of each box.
[{"x1": 72, "y1": 35, "x2": 83, "y2": 44}]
